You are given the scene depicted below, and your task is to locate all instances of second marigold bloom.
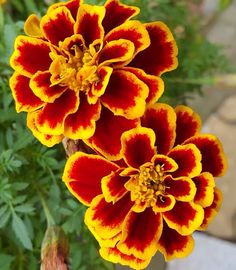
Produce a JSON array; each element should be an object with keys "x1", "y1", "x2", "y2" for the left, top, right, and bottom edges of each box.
[
  {"x1": 9, "y1": 0, "x2": 177, "y2": 147},
  {"x1": 63, "y1": 103, "x2": 227, "y2": 269}
]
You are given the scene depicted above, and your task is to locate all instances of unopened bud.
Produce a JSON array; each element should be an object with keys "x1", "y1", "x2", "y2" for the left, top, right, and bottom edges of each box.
[{"x1": 41, "y1": 226, "x2": 69, "y2": 270}]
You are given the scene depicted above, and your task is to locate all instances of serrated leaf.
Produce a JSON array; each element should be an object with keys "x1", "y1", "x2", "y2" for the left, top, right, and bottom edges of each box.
[
  {"x1": 15, "y1": 203, "x2": 35, "y2": 214},
  {"x1": 0, "y1": 204, "x2": 8, "y2": 217},
  {"x1": 12, "y1": 195, "x2": 26, "y2": 205},
  {"x1": 13, "y1": 182, "x2": 29, "y2": 191},
  {"x1": 11, "y1": 213, "x2": 33, "y2": 250},
  {"x1": 0, "y1": 211, "x2": 10, "y2": 228}
]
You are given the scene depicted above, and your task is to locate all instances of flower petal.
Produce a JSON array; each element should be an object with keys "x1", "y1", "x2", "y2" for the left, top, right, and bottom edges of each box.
[
  {"x1": 184, "y1": 134, "x2": 227, "y2": 177},
  {"x1": 10, "y1": 36, "x2": 51, "y2": 77},
  {"x1": 153, "y1": 194, "x2": 175, "y2": 213},
  {"x1": 74, "y1": 4, "x2": 105, "y2": 47},
  {"x1": 105, "y1": 20, "x2": 150, "y2": 56},
  {"x1": 101, "y1": 70, "x2": 149, "y2": 119},
  {"x1": 41, "y1": 7, "x2": 75, "y2": 45},
  {"x1": 100, "y1": 246, "x2": 151, "y2": 270},
  {"x1": 64, "y1": 92, "x2": 101, "y2": 140},
  {"x1": 141, "y1": 103, "x2": 176, "y2": 154},
  {"x1": 168, "y1": 144, "x2": 202, "y2": 178},
  {"x1": 151, "y1": 154, "x2": 178, "y2": 172},
  {"x1": 123, "y1": 67, "x2": 164, "y2": 104},
  {"x1": 130, "y1": 22, "x2": 178, "y2": 76},
  {"x1": 121, "y1": 127, "x2": 156, "y2": 168},
  {"x1": 103, "y1": 0, "x2": 140, "y2": 34},
  {"x1": 175, "y1": 105, "x2": 202, "y2": 145},
  {"x1": 87, "y1": 108, "x2": 139, "y2": 161},
  {"x1": 30, "y1": 71, "x2": 67, "y2": 103},
  {"x1": 27, "y1": 111, "x2": 63, "y2": 147},
  {"x1": 199, "y1": 187, "x2": 222, "y2": 230},
  {"x1": 35, "y1": 90, "x2": 79, "y2": 135},
  {"x1": 163, "y1": 201, "x2": 204, "y2": 235},
  {"x1": 85, "y1": 194, "x2": 133, "y2": 239},
  {"x1": 88, "y1": 66, "x2": 113, "y2": 104},
  {"x1": 117, "y1": 209, "x2": 162, "y2": 260},
  {"x1": 98, "y1": 39, "x2": 135, "y2": 66},
  {"x1": 9, "y1": 72, "x2": 44, "y2": 113},
  {"x1": 48, "y1": 0, "x2": 82, "y2": 20},
  {"x1": 193, "y1": 172, "x2": 215, "y2": 208},
  {"x1": 158, "y1": 222, "x2": 194, "y2": 261},
  {"x1": 164, "y1": 175, "x2": 196, "y2": 202},
  {"x1": 63, "y1": 152, "x2": 119, "y2": 206},
  {"x1": 24, "y1": 14, "x2": 42, "y2": 37},
  {"x1": 102, "y1": 169, "x2": 129, "y2": 203}
]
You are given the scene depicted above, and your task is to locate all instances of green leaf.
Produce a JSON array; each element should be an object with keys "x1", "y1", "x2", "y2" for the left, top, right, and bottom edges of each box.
[
  {"x1": 0, "y1": 254, "x2": 14, "y2": 270},
  {"x1": 15, "y1": 203, "x2": 35, "y2": 214},
  {"x1": 11, "y1": 213, "x2": 33, "y2": 250},
  {"x1": 0, "y1": 211, "x2": 10, "y2": 228}
]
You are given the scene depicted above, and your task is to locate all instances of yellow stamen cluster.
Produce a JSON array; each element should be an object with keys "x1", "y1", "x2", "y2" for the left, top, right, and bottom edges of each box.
[
  {"x1": 49, "y1": 41, "x2": 100, "y2": 93},
  {"x1": 126, "y1": 162, "x2": 169, "y2": 209}
]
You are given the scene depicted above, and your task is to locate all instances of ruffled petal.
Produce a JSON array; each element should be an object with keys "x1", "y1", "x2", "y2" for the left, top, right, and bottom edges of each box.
[
  {"x1": 158, "y1": 222, "x2": 194, "y2": 261},
  {"x1": 10, "y1": 36, "x2": 51, "y2": 77},
  {"x1": 199, "y1": 187, "x2": 223, "y2": 230},
  {"x1": 27, "y1": 111, "x2": 63, "y2": 147},
  {"x1": 123, "y1": 67, "x2": 164, "y2": 104},
  {"x1": 121, "y1": 127, "x2": 156, "y2": 168},
  {"x1": 40, "y1": 7, "x2": 75, "y2": 45},
  {"x1": 74, "y1": 4, "x2": 105, "y2": 47},
  {"x1": 102, "y1": 169, "x2": 129, "y2": 203},
  {"x1": 98, "y1": 39, "x2": 135, "y2": 66},
  {"x1": 141, "y1": 103, "x2": 176, "y2": 154},
  {"x1": 151, "y1": 154, "x2": 178, "y2": 172},
  {"x1": 101, "y1": 70, "x2": 149, "y2": 119},
  {"x1": 24, "y1": 14, "x2": 43, "y2": 37},
  {"x1": 87, "y1": 108, "x2": 139, "y2": 160},
  {"x1": 85, "y1": 194, "x2": 133, "y2": 239},
  {"x1": 175, "y1": 105, "x2": 202, "y2": 145},
  {"x1": 163, "y1": 201, "x2": 204, "y2": 235},
  {"x1": 35, "y1": 90, "x2": 79, "y2": 135},
  {"x1": 184, "y1": 134, "x2": 227, "y2": 177},
  {"x1": 63, "y1": 152, "x2": 119, "y2": 206},
  {"x1": 100, "y1": 246, "x2": 151, "y2": 270},
  {"x1": 48, "y1": 0, "x2": 82, "y2": 20},
  {"x1": 103, "y1": 0, "x2": 140, "y2": 34},
  {"x1": 130, "y1": 22, "x2": 178, "y2": 76},
  {"x1": 9, "y1": 72, "x2": 44, "y2": 113},
  {"x1": 153, "y1": 194, "x2": 175, "y2": 213},
  {"x1": 168, "y1": 144, "x2": 202, "y2": 178},
  {"x1": 88, "y1": 66, "x2": 113, "y2": 104},
  {"x1": 105, "y1": 20, "x2": 150, "y2": 56},
  {"x1": 164, "y1": 175, "x2": 196, "y2": 202},
  {"x1": 117, "y1": 209, "x2": 162, "y2": 260},
  {"x1": 30, "y1": 71, "x2": 67, "y2": 103},
  {"x1": 64, "y1": 92, "x2": 101, "y2": 140},
  {"x1": 193, "y1": 172, "x2": 215, "y2": 208}
]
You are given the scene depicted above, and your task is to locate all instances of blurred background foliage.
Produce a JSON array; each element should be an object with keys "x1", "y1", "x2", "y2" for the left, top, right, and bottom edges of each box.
[{"x1": 0, "y1": 0, "x2": 232, "y2": 269}]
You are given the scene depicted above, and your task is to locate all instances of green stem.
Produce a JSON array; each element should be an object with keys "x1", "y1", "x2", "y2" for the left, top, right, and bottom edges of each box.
[{"x1": 34, "y1": 185, "x2": 55, "y2": 227}]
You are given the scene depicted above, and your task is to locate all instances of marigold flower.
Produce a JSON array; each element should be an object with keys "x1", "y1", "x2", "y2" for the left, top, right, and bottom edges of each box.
[
  {"x1": 62, "y1": 103, "x2": 227, "y2": 269},
  {"x1": 9, "y1": 0, "x2": 177, "y2": 147}
]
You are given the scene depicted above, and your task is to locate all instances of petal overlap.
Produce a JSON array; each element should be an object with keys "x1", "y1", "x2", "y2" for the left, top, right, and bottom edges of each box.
[
  {"x1": 63, "y1": 152, "x2": 119, "y2": 205},
  {"x1": 117, "y1": 209, "x2": 162, "y2": 259}
]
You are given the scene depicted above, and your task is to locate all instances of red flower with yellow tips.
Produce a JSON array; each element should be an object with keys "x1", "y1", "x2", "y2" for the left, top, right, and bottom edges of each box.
[
  {"x1": 9, "y1": 0, "x2": 177, "y2": 147},
  {"x1": 63, "y1": 103, "x2": 227, "y2": 269}
]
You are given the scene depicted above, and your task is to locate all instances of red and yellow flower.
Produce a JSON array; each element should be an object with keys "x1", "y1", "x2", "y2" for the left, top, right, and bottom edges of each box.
[
  {"x1": 9, "y1": 0, "x2": 177, "y2": 147},
  {"x1": 63, "y1": 103, "x2": 227, "y2": 269}
]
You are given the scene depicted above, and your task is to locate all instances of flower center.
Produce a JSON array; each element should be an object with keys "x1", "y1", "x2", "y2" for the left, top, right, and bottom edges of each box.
[
  {"x1": 126, "y1": 162, "x2": 169, "y2": 208},
  {"x1": 49, "y1": 43, "x2": 99, "y2": 93}
]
